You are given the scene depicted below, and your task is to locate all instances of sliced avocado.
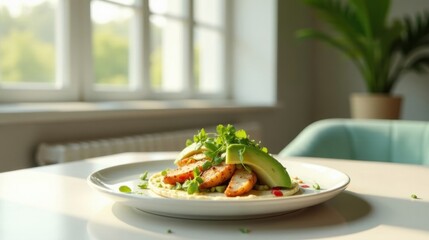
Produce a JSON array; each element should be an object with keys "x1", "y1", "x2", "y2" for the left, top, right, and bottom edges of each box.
[
  {"x1": 174, "y1": 142, "x2": 205, "y2": 165},
  {"x1": 225, "y1": 144, "x2": 292, "y2": 188}
]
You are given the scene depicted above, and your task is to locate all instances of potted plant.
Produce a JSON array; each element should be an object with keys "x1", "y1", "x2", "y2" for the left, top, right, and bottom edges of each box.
[{"x1": 297, "y1": 0, "x2": 429, "y2": 119}]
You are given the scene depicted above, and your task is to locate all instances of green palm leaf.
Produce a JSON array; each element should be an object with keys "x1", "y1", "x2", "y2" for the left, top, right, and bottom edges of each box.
[
  {"x1": 400, "y1": 12, "x2": 429, "y2": 55},
  {"x1": 301, "y1": 0, "x2": 365, "y2": 39},
  {"x1": 297, "y1": 0, "x2": 429, "y2": 93},
  {"x1": 407, "y1": 55, "x2": 429, "y2": 73},
  {"x1": 296, "y1": 29, "x2": 358, "y2": 59},
  {"x1": 299, "y1": 0, "x2": 394, "y2": 92},
  {"x1": 349, "y1": 0, "x2": 390, "y2": 38}
]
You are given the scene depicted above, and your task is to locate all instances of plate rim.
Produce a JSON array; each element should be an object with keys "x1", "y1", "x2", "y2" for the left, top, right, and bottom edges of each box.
[{"x1": 87, "y1": 159, "x2": 350, "y2": 204}]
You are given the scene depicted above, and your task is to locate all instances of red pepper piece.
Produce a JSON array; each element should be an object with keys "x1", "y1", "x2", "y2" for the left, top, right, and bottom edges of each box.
[{"x1": 271, "y1": 189, "x2": 283, "y2": 197}]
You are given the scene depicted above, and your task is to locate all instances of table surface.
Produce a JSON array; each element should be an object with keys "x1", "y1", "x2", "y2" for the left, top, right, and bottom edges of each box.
[{"x1": 1, "y1": 152, "x2": 428, "y2": 240}]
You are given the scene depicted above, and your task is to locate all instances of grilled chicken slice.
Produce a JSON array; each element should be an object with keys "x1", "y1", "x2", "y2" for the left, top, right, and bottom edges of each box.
[
  {"x1": 224, "y1": 168, "x2": 257, "y2": 197},
  {"x1": 163, "y1": 160, "x2": 207, "y2": 185},
  {"x1": 176, "y1": 153, "x2": 208, "y2": 167},
  {"x1": 199, "y1": 163, "x2": 236, "y2": 189}
]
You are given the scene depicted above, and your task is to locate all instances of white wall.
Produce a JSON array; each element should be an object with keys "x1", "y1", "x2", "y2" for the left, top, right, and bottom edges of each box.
[{"x1": 232, "y1": 0, "x2": 277, "y2": 105}]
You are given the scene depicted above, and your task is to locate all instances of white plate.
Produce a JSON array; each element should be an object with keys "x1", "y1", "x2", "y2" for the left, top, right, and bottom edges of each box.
[{"x1": 88, "y1": 159, "x2": 350, "y2": 220}]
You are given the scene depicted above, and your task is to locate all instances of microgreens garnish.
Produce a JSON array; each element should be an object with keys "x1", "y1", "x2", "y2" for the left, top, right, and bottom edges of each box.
[
  {"x1": 165, "y1": 124, "x2": 269, "y2": 195},
  {"x1": 239, "y1": 228, "x2": 251, "y2": 234},
  {"x1": 185, "y1": 124, "x2": 266, "y2": 167}
]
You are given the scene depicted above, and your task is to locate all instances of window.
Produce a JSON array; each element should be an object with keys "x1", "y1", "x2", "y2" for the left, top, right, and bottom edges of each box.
[
  {"x1": 0, "y1": 0, "x2": 227, "y2": 102},
  {"x1": 0, "y1": 0, "x2": 75, "y2": 101},
  {"x1": 0, "y1": 0, "x2": 56, "y2": 87}
]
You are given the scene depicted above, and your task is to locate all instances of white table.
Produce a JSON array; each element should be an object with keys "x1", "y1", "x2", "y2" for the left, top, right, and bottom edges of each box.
[{"x1": 1, "y1": 152, "x2": 428, "y2": 240}]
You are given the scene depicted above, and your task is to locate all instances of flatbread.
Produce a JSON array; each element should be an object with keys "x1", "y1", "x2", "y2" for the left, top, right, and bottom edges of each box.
[{"x1": 148, "y1": 172, "x2": 300, "y2": 200}]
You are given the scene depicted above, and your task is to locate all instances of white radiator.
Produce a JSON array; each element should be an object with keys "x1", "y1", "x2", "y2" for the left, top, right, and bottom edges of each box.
[{"x1": 36, "y1": 122, "x2": 261, "y2": 165}]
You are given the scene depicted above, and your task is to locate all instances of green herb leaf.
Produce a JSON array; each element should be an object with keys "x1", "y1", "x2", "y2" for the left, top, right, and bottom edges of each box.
[
  {"x1": 235, "y1": 129, "x2": 247, "y2": 139},
  {"x1": 239, "y1": 228, "x2": 250, "y2": 234},
  {"x1": 216, "y1": 124, "x2": 224, "y2": 135},
  {"x1": 313, "y1": 183, "x2": 321, "y2": 190},
  {"x1": 205, "y1": 151, "x2": 217, "y2": 159},
  {"x1": 411, "y1": 194, "x2": 419, "y2": 199},
  {"x1": 202, "y1": 161, "x2": 212, "y2": 171},
  {"x1": 238, "y1": 146, "x2": 251, "y2": 172},
  {"x1": 138, "y1": 182, "x2": 148, "y2": 189},
  {"x1": 140, "y1": 171, "x2": 149, "y2": 180},
  {"x1": 193, "y1": 128, "x2": 207, "y2": 143},
  {"x1": 182, "y1": 180, "x2": 190, "y2": 188},
  {"x1": 235, "y1": 129, "x2": 246, "y2": 139},
  {"x1": 195, "y1": 176, "x2": 204, "y2": 184},
  {"x1": 213, "y1": 155, "x2": 224, "y2": 165},
  {"x1": 187, "y1": 181, "x2": 199, "y2": 194},
  {"x1": 119, "y1": 185, "x2": 132, "y2": 193},
  {"x1": 193, "y1": 167, "x2": 200, "y2": 178},
  {"x1": 215, "y1": 185, "x2": 226, "y2": 193},
  {"x1": 238, "y1": 147, "x2": 246, "y2": 163},
  {"x1": 174, "y1": 182, "x2": 182, "y2": 190},
  {"x1": 204, "y1": 141, "x2": 218, "y2": 152}
]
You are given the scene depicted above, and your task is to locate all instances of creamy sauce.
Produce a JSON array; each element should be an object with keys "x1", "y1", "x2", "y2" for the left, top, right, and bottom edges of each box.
[{"x1": 148, "y1": 172, "x2": 300, "y2": 200}]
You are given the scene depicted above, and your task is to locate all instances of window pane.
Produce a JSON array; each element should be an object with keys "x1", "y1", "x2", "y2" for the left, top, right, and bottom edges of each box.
[
  {"x1": 91, "y1": 0, "x2": 133, "y2": 89},
  {"x1": 194, "y1": 0, "x2": 223, "y2": 26},
  {"x1": 150, "y1": 16, "x2": 186, "y2": 92},
  {"x1": 194, "y1": 27, "x2": 223, "y2": 93},
  {"x1": 149, "y1": 0, "x2": 187, "y2": 17},
  {"x1": 0, "y1": 0, "x2": 57, "y2": 87}
]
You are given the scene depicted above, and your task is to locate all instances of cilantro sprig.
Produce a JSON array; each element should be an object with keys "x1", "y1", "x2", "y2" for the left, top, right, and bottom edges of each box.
[{"x1": 186, "y1": 124, "x2": 266, "y2": 166}]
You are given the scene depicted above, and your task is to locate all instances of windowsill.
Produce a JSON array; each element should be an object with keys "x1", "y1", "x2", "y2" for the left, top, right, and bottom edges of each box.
[{"x1": 0, "y1": 100, "x2": 278, "y2": 125}]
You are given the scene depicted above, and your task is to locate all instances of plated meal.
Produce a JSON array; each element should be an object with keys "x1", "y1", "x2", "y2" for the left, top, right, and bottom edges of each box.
[
  {"x1": 87, "y1": 123, "x2": 350, "y2": 219},
  {"x1": 125, "y1": 124, "x2": 303, "y2": 200},
  {"x1": 88, "y1": 129, "x2": 350, "y2": 219}
]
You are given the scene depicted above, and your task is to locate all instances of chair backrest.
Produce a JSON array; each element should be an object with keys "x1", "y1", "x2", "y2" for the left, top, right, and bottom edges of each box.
[{"x1": 279, "y1": 119, "x2": 429, "y2": 165}]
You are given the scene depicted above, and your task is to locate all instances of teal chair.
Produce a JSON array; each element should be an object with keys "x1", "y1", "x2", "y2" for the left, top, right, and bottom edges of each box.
[{"x1": 279, "y1": 119, "x2": 429, "y2": 165}]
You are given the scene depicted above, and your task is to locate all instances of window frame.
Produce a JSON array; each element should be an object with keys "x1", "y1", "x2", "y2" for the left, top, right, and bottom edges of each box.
[
  {"x1": 0, "y1": 0, "x2": 79, "y2": 102},
  {"x1": 0, "y1": 0, "x2": 230, "y2": 102}
]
